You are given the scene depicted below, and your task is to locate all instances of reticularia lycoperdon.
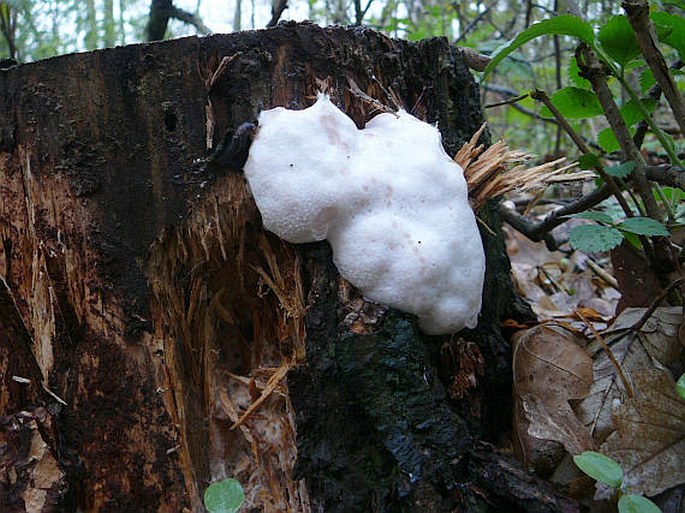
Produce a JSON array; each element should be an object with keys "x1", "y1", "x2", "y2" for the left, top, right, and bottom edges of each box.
[{"x1": 243, "y1": 94, "x2": 485, "y2": 335}]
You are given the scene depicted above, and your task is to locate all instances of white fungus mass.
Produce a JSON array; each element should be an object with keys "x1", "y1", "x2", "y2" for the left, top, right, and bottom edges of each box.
[{"x1": 243, "y1": 94, "x2": 485, "y2": 334}]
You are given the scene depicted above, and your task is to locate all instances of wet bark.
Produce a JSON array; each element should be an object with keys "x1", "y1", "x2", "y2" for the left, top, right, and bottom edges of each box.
[{"x1": 0, "y1": 22, "x2": 572, "y2": 512}]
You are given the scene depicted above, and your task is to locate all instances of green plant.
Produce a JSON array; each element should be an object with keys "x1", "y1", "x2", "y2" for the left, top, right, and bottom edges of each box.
[
  {"x1": 203, "y1": 478, "x2": 245, "y2": 513},
  {"x1": 483, "y1": 6, "x2": 683, "y2": 283},
  {"x1": 574, "y1": 451, "x2": 661, "y2": 513}
]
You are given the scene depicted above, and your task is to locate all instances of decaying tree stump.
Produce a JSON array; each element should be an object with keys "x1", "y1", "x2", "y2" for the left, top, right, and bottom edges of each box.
[{"x1": 0, "y1": 22, "x2": 574, "y2": 512}]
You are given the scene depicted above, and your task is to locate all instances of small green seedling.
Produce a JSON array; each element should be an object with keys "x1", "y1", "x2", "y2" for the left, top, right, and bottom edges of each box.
[
  {"x1": 677, "y1": 373, "x2": 685, "y2": 401},
  {"x1": 573, "y1": 451, "x2": 662, "y2": 513},
  {"x1": 204, "y1": 478, "x2": 245, "y2": 513}
]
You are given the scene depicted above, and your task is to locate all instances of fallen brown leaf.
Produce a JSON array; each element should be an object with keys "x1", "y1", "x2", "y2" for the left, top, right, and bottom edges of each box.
[
  {"x1": 602, "y1": 369, "x2": 685, "y2": 497},
  {"x1": 513, "y1": 324, "x2": 595, "y2": 472}
]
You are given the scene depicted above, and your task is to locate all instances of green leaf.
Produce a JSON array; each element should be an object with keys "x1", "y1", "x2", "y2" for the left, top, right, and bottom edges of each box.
[
  {"x1": 569, "y1": 225, "x2": 624, "y2": 253},
  {"x1": 598, "y1": 127, "x2": 621, "y2": 153},
  {"x1": 623, "y1": 231, "x2": 643, "y2": 250},
  {"x1": 540, "y1": 87, "x2": 603, "y2": 119},
  {"x1": 652, "y1": 12, "x2": 685, "y2": 62},
  {"x1": 569, "y1": 55, "x2": 592, "y2": 89},
  {"x1": 620, "y1": 98, "x2": 657, "y2": 127},
  {"x1": 204, "y1": 478, "x2": 245, "y2": 513},
  {"x1": 570, "y1": 211, "x2": 614, "y2": 224},
  {"x1": 483, "y1": 16, "x2": 595, "y2": 77},
  {"x1": 618, "y1": 217, "x2": 669, "y2": 237},
  {"x1": 578, "y1": 153, "x2": 601, "y2": 169},
  {"x1": 598, "y1": 15, "x2": 641, "y2": 67},
  {"x1": 573, "y1": 451, "x2": 624, "y2": 487},
  {"x1": 618, "y1": 494, "x2": 662, "y2": 513},
  {"x1": 605, "y1": 161, "x2": 635, "y2": 178},
  {"x1": 677, "y1": 373, "x2": 685, "y2": 401}
]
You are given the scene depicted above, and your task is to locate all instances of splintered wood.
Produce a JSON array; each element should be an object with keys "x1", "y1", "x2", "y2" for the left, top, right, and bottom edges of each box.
[
  {"x1": 456, "y1": 124, "x2": 592, "y2": 211},
  {"x1": 148, "y1": 174, "x2": 309, "y2": 512}
]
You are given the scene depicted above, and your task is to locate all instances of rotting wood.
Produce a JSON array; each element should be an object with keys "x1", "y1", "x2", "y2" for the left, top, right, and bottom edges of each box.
[{"x1": 0, "y1": 21, "x2": 573, "y2": 513}]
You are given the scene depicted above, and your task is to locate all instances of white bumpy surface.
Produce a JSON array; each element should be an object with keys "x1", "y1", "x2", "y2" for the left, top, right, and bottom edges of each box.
[{"x1": 243, "y1": 94, "x2": 485, "y2": 335}]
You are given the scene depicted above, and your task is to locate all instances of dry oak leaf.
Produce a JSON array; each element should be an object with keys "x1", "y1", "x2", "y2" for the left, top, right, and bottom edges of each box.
[
  {"x1": 575, "y1": 307, "x2": 684, "y2": 442},
  {"x1": 513, "y1": 324, "x2": 595, "y2": 471},
  {"x1": 602, "y1": 369, "x2": 685, "y2": 497}
]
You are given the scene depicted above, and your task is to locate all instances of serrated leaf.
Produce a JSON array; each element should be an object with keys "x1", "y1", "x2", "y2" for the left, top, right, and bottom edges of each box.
[
  {"x1": 605, "y1": 161, "x2": 635, "y2": 178},
  {"x1": 598, "y1": 127, "x2": 621, "y2": 153},
  {"x1": 620, "y1": 98, "x2": 657, "y2": 127},
  {"x1": 204, "y1": 478, "x2": 245, "y2": 513},
  {"x1": 599, "y1": 15, "x2": 641, "y2": 67},
  {"x1": 618, "y1": 494, "x2": 662, "y2": 513},
  {"x1": 618, "y1": 217, "x2": 669, "y2": 237},
  {"x1": 569, "y1": 224, "x2": 624, "y2": 252},
  {"x1": 540, "y1": 87, "x2": 603, "y2": 119},
  {"x1": 603, "y1": 370, "x2": 685, "y2": 496},
  {"x1": 483, "y1": 16, "x2": 595, "y2": 77},
  {"x1": 652, "y1": 12, "x2": 685, "y2": 62},
  {"x1": 569, "y1": 55, "x2": 592, "y2": 89},
  {"x1": 677, "y1": 374, "x2": 685, "y2": 401},
  {"x1": 570, "y1": 211, "x2": 614, "y2": 224},
  {"x1": 578, "y1": 153, "x2": 601, "y2": 169},
  {"x1": 573, "y1": 451, "x2": 624, "y2": 488}
]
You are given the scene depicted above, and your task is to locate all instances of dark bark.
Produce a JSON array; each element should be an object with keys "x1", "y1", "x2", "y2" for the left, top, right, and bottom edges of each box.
[{"x1": 0, "y1": 22, "x2": 569, "y2": 512}]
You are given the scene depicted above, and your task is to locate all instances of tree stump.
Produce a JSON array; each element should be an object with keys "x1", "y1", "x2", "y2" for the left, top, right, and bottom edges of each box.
[{"x1": 0, "y1": 22, "x2": 571, "y2": 512}]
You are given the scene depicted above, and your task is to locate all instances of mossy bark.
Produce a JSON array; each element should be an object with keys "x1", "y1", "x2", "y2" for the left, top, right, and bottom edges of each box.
[{"x1": 0, "y1": 22, "x2": 572, "y2": 512}]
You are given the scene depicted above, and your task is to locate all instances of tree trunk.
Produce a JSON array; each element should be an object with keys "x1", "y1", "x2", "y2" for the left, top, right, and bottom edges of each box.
[{"x1": 0, "y1": 23, "x2": 574, "y2": 512}]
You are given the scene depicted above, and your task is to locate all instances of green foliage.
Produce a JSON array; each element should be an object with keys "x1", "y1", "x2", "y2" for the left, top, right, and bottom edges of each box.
[
  {"x1": 618, "y1": 217, "x2": 669, "y2": 237},
  {"x1": 568, "y1": 55, "x2": 592, "y2": 89},
  {"x1": 605, "y1": 162, "x2": 635, "y2": 178},
  {"x1": 540, "y1": 87, "x2": 603, "y2": 119},
  {"x1": 618, "y1": 494, "x2": 662, "y2": 513},
  {"x1": 568, "y1": 214, "x2": 669, "y2": 252},
  {"x1": 677, "y1": 374, "x2": 685, "y2": 401},
  {"x1": 573, "y1": 451, "x2": 624, "y2": 488},
  {"x1": 598, "y1": 15, "x2": 641, "y2": 68},
  {"x1": 651, "y1": 12, "x2": 685, "y2": 61},
  {"x1": 204, "y1": 478, "x2": 245, "y2": 513},
  {"x1": 578, "y1": 153, "x2": 601, "y2": 170},
  {"x1": 574, "y1": 452, "x2": 663, "y2": 512},
  {"x1": 483, "y1": 15, "x2": 595, "y2": 78}
]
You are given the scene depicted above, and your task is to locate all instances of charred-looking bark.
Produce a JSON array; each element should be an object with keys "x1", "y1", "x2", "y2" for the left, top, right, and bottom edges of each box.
[{"x1": 0, "y1": 22, "x2": 566, "y2": 513}]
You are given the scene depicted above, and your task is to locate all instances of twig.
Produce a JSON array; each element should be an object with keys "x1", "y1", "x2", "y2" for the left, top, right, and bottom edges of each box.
[
  {"x1": 585, "y1": 257, "x2": 619, "y2": 290},
  {"x1": 574, "y1": 308, "x2": 634, "y2": 398},
  {"x1": 630, "y1": 277, "x2": 684, "y2": 332},
  {"x1": 484, "y1": 93, "x2": 529, "y2": 109},
  {"x1": 458, "y1": 46, "x2": 491, "y2": 72},
  {"x1": 645, "y1": 165, "x2": 685, "y2": 189},
  {"x1": 267, "y1": 0, "x2": 288, "y2": 28},
  {"x1": 169, "y1": 6, "x2": 211, "y2": 35},
  {"x1": 530, "y1": 89, "x2": 634, "y2": 219},
  {"x1": 633, "y1": 60, "x2": 684, "y2": 148},
  {"x1": 577, "y1": 44, "x2": 677, "y2": 271},
  {"x1": 501, "y1": 184, "x2": 614, "y2": 250},
  {"x1": 623, "y1": 1, "x2": 685, "y2": 138}
]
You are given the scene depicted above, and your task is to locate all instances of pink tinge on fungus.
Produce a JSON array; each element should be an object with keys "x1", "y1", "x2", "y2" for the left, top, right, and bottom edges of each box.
[{"x1": 243, "y1": 94, "x2": 485, "y2": 335}]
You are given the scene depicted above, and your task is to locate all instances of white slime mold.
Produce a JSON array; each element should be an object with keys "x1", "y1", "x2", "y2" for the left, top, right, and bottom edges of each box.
[{"x1": 243, "y1": 94, "x2": 485, "y2": 334}]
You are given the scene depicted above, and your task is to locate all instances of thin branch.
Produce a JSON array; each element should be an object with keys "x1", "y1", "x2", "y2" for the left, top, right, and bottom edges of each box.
[
  {"x1": 645, "y1": 165, "x2": 685, "y2": 189},
  {"x1": 169, "y1": 6, "x2": 211, "y2": 34},
  {"x1": 458, "y1": 46, "x2": 491, "y2": 72},
  {"x1": 633, "y1": 59, "x2": 684, "y2": 149},
  {"x1": 578, "y1": 44, "x2": 676, "y2": 272},
  {"x1": 623, "y1": 1, "x2": 685, "y2": 137},
  {"x1": 502, "y1": 184, "x2": 615, "y2": 250},
  {"x1": 484, "y1": 93, "x2": 529, "y2": 109},
  {"x1": 530, "y1": 89, "x2": 634, "y2": 219},
  {"x1": 267, "y1": 0, "x2": 288, "y2": 28}
]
